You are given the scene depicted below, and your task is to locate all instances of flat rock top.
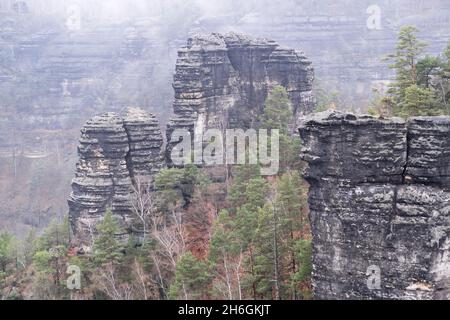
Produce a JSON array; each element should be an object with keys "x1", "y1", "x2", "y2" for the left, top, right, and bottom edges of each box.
[
  {"x1": 299, "y1": 110, "x2": 406, "y2": 127},
  {"x1": 408, "y1": 115, "x2": 450, "y2": 125},
  {"x1": 184, "y1": 32, "x2": 279, "y2": 52},
  {"x1": 223, "y1": 32, "x2": 277, "y2": 48},
  {"x1": 124, "y1": 107, "x2": 158, "y2": 125},
  {"x1": 83, "y1": 113, "x2": 124, "y2": 131},
  {"x1": 186, "y1": 33, "x2": 227, "y2": 51}
]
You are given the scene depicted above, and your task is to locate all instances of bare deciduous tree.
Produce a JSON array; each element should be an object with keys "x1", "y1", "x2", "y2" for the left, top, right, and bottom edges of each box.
[
  {"x1": 130, "y1": 176, "x2": 155, "y2": 242},
  {"x1": 211, "y1": 247, "x2": 244, "y2": 300},
  {"x1": 132, "y1": 258, "x2": 149, "y2": 300},
  {"x1": 150, "y1": 208, "x2": 187, "y2": 297},
  {"x1": 94, "y1": 263, "x2": 133, "y2": 300},
  {"x1": 151, "y1": 209, "x2": 186, "y2": 269}
]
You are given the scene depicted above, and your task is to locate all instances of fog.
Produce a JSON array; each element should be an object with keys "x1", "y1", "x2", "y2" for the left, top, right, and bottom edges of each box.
[{"x1": 2, "y1": 0, "x2": 258, "y2": 22}]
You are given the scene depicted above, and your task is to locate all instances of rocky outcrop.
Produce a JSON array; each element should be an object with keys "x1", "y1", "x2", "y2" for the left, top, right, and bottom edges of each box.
[
  {"x1": 69, "y1": 33, "x2": 315, "y2": 242},
  {"x1": 167, "y1": 32, "x2": 315, "y2": 160},
  {"x1": 299, "y1": 111, "x2": 450, "y2": 300},
  {"x1": 68, "y1": 108, "x2": 164, "y2": 244}
]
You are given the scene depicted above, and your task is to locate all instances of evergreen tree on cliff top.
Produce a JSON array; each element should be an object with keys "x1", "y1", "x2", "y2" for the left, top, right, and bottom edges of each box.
[
  {"x1": 384, "y1": 26, "x2": 449, "y2": 116},
  {"x1": 261, "y1": 86, "x2": 303, "y2": 172}
]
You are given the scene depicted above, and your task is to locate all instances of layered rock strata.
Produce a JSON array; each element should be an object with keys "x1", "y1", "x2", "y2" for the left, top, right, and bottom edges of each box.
[
  {"x1": 299, "y1": 111, "x2": 450, "y2": 300},
  {"x1": 124, "y1": 108, "x2": 164, "y2": 177},
  {"x1": 68, "y1": 108, "x2": 164, "y2": 243},
  {"x1": 166, "y1": 32, "x2": 315, "y2": 162}
]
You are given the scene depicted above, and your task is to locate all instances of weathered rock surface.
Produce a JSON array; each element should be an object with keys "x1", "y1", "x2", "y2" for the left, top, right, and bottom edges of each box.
[
  {"x1": 167, "y1": 32, "x2": 315, "y2": 158},
  {"x1": 299, "y1": 111, "x2": 450, "y2": 300},
  {"x1": 124, "y1": 108, "x2": 164, "y2": 176},
  {"x1": 68, "y1": 108, "x2": 164, "y2": 244},
  {"x1": 406, "y1": 117, "x2": 450, "y2": 188}
]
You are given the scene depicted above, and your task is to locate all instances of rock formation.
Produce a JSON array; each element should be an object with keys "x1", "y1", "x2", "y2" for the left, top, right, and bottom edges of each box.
[
  {"x1": 166, "y1": 32, "x2": 315, "y2": 162},
  {"x1": 69, "y1": 33, "x2": 315, "y2": 242},
  {"x1": 299, "y1": 111, "x2": 450, "y2": 300},
  {"x1": 124, "y1": 108, "x2": 165, "y2": 177},
  {"x1": 68, "y1": 108, "x2": 164, "y2": 244},
  {"x1": 3, "y1": 0, "x2": 450, "y2": 236}
]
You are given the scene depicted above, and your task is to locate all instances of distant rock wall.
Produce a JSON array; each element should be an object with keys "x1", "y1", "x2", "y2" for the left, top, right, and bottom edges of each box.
[
  {"x1": 299, "y1": 111, "x2": 450, "y2": 300},
  {"x1": 0, "y1": 14, "x2": 177, "y2": 234},
  {"x1": 232, "y1": 0, "x2": 450, "y2": 108}
]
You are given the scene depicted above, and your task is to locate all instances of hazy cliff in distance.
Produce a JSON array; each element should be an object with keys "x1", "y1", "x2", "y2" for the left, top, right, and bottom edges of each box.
[{"x1": 0, "y1": 0, "x2": 450, "y2": 237}]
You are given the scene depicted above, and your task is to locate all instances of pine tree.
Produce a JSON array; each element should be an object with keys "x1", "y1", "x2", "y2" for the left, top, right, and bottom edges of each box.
[
  {"x1": 274, "y1": 171, "x2": 309, "y2": 299},
  {"x1": 155, "y1": 165, "x2": 211, "y2": 212},
  {"x1": 384, "y1": 26, "x2": 449, "y2": 116},
  {"x1": 234, "y1": 178, "x2": 271, "y2": 247},
  {"x1": 278, "y1": 134, "x2": 303, "y2": 173},
  {"x1": 233, "y1": 178, "x2": 271, "y2": 299},
  {"x1": 35, "y1": 217, "x2": 70, "y2": 252},
  {"x1": 386, "y1": 26, "x2": 427, "y2": 97},
  {"x1": 209, "y1": 210, "x2": 243, "y2": 300},
  {"x1": 252, "y1": 203, "x2": 279, "y2": 299},
  {"x1": 0, "y1": 232, "x2": 14, "y2": 274},
  {"x1": 385, "y1": 26, "x2": 427, "y2": 116},
  {"x1": 261, "y1": 86, "x2": 303, "y2": 172},
  {"x1": 400, "y1": 84, "x2": 436, "y2": 116},
  {"x1": 417, "y1": 55, "x2": 443, "y2": 89},
  {"x1": 262, "y1": 85, "x2": 293, "y2": 135},
  {"x1": 32, "y1": 246, "x2": 67, "y2": 297},
  {"x1": 438, "y1": 41, "x2": 450, "y2": 112},
  {"x1": 293, "y1": 239, "x2": 312, "y2": 299},
  {"x1": 33, "y1": 250, "x2": 54, "y2": 275},
  {"x1": 23, "y1": 229, "x2": 37, "y2": 266},
  {"x1": 93, "y1": 210, "x2": 123, "y2": 266},
  {"x1": 228, "y1": 165, "x2": 261, "y2": 210},
  {"x1": 169, "y1": 252, "x2": 210, "y2": 300}
]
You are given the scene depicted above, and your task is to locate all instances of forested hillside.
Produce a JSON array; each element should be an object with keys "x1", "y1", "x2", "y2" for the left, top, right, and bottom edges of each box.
[
  {"x1": 0, "y1": 87, "x2": 312, "y2": 300},
  {"x1": 0, "y1": 0, "x2": 449, "y2": 301}
]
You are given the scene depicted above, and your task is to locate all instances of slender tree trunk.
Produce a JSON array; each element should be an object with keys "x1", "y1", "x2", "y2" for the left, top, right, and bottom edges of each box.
[
  {"x1": 223, "y1": 251, "x2": 233, "y2": 300},
  {"x1": 273, "y1": 208, "x2": 280, "y2": 300},
  {"x1": 291, "y1": 229, "x2": 297, "y2": 300},
  {"x1": 249, "y1": 246, "x2": 257, "y2": 300},
  {"x1": 182, "y1": 282, "x2": 188, "y2": 300},
  {"x1": 236, "y1": 249, "x2": 243, "y2": 300}
]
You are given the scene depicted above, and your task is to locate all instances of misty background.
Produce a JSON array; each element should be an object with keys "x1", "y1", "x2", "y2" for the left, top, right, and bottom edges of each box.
[{"x1": 1, "y1": 0, "x2": 449, "y2": 237}]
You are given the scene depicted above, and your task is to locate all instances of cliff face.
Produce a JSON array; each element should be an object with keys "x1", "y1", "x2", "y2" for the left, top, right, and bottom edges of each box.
[
  {"x1": 167, "y1": 33, "x2": 314, "y2": 160},
  {"x1": 299, "y1": 111, "x2": 450, "y2": 300},
  {"x1": 68, "y1": 108, "x2": 164, "y2": 244}
]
